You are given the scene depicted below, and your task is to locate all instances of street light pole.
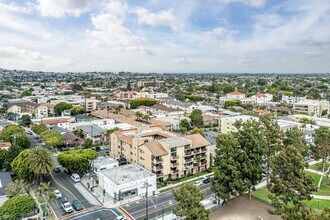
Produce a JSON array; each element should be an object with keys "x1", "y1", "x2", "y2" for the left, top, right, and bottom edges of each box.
[{"x1": 142, "y1": 181, "x2": 150, "y2": 220}]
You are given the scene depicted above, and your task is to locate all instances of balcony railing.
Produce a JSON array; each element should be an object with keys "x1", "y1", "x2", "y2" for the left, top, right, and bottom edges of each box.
[
  {"x1": 185, "y1": 151, "x2": 192, "y2": 155},
  {"x1": 152, "y1": 158, "x2": 163, "y2": 164},
  {"x1": 201, "y1": 148, "x2": 207, "y2": 152},
  {"x1": 171, "y1": 162, "x2": 178, "y2": 167}
]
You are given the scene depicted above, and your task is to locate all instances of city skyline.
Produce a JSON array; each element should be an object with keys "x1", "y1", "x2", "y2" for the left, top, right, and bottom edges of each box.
[{"x1": 0, "y1": 0, "x2": 330, "y2": 73}]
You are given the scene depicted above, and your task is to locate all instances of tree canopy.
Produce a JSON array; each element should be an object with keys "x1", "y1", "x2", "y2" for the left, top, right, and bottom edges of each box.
[
  {"x1": 70, "y1": 106, "x2": 84, "y2": 115},
  {"x1": 11, "y1": 149, "x2": 36, "y2": 181},
  {"x1": 58, "y1": 149, "x2": 98, "y2": 173},
  {"x1": 31, "y1": 124, "x2": 49, "y2": 135},
  {"x1": 268, "y1": 145, "x2": 316, "y2": 219},
  {"x1": 0, "y1": 125, "x2": 25, "y2": 142},
  {"x1": 173, "y1": 182, "x2": 209, "y2": 220},
  {"x1": 130, "y1": 98, "x2": 157, "y2": 109},
  {"x1": 189, "y1": 109, "x2": 203, "y2": 128},
  {"x1": 40, "y1": 130, "x2": 64, "y2": 147},
  {"x1": 0, "y1": 195, "x2": 35, "y2": 220},
  {"x1": 54, "y1": 102, "x2": 73, "y2": 115}
]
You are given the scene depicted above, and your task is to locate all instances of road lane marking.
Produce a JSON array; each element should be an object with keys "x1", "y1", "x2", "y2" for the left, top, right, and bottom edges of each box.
[{"x1": 50, "y1": 172, "x2": 86, "y2": 210}]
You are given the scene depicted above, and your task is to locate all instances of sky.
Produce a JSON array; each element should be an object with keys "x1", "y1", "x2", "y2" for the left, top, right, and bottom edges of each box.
[{"x1": 0, "y1": 0, "x2": 330, "y2": 73}]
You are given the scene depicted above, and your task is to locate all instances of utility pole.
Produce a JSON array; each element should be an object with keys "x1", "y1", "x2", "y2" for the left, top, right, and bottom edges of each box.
[{"x1": 142, "y1": 182, "x2": 152, "y2": 220}]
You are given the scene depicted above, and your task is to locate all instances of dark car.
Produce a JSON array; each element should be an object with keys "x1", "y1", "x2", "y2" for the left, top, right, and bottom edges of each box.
[
  {"x1": 203, "y1": 178, "x2": 210, "y2": 184},
  {"x1": 72, "y1": 200, "x2": 83, "y2": 211},
  {"x1": 53, "y1": 166, "x2": 61, "y2": 173}
]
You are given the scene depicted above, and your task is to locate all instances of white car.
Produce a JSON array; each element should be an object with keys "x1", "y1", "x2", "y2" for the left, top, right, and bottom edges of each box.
[
  {"x1": 115, "y1": 216, "x2": 127, "y2": 220},
  {"x1": 54, "y1": 189, "x2": 62, "y2": 199},
  {"x1": 195, "y1": 181, "x2": 203, "y2": 186},
  {"x1": 71, "y1": 173, "x2": 81, "y2": 182},
  {"x1": 61, "y1": 201, "x2": 73, "y2": 213}
]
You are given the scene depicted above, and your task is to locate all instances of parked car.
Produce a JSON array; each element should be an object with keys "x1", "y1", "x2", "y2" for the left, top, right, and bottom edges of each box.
[
  {"x1": 27, "y1": 131, "x2": 33, "y2": 135},
  {"x1": 195, "y1": 181, "x2": 203, "y2": 186},
  {"x1": 61, "y1": 200, "x2": 73, "y2": 213},
  {"x1": 203, "y1": 178, "x2": 210, "y2": 184},
  {"x1": 54, "y1": 189, "x2": 62, "y2": 199},
  {"x1": 53, "y1": 166, "x2": 61, "y2": 173},
  {"x1": 72, "y1": 200, "x2": 83, "y2": 211},
  {"x1": 71, "y1": 173, "x2": 80, "y2": 182}
]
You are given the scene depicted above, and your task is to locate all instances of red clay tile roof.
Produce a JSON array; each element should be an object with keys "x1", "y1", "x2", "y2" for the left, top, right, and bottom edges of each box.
[
  {"x1": 228, "y1": 91, "x2": 244, "y2": 95},
  {"x1": 184, "y1": 134, "x2": 210, "y2": 148}
]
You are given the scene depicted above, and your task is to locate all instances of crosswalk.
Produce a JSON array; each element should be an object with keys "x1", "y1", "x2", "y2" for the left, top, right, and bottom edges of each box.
[{"x1": 59, "y1": 205, "x2": 134, "y2": 220}]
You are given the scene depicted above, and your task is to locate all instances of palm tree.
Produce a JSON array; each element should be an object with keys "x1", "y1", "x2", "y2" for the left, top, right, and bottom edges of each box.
[
  {"x1": 28, "y1": 147, "x2": 54, "y2": 184},
  {"x1": 39, "y1": 182, "x2": 55, "y2": 215},
  {"x1": 142, "y1": 114, "x2": 151, "y2": 122},
  {"x1": 113, "y1": 106, "x2": 121, "y2": 114},
  {"x1": 135, "y1": 112, "x2": 144, "y2": 122}
]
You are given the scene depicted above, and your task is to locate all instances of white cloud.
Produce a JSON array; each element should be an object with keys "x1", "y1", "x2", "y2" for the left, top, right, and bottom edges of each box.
[
  {"x1": 133, "y1": 7, "x2": 181, "y2": 31},
  {"x1": 89, "y1": 13, "x2": 147, "y2": 52},
  {"x1": 36, "y1": 0, "x2": 92, "y2": 17},
  {"x1": 173, "y1": 57, "x2": 191, "y2": 64},
  {"x1": 105, "y1": 0, "x2": 128, "y2": 18},
  {"x1": 0, "y1": 46, "x2": 75, "y2": 71},
  {"x1": 224, "y1": 0, "x2": 266, "y2": 7}
]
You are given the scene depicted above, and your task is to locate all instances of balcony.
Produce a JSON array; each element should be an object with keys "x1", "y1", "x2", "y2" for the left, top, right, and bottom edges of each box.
[
  {"x1": 201, "y1": 147, "x2": 207, "y2": 152},
  {"x1": 185, "y1": 157, "x2": 193, "y2": 162},
  {"x1": 156, "y1": 172, "x2": 164, "y2": 177},
  {"x1": 171, "y1": 162, "x2": 178, "y2": 167},
  {"x1": 184, "y1": 151, "x2": 192, "y2": 156},
  {"x1": 171, "y1": 169, "x2": 179, "y2": 173},
  {"x1": 152, "y1": 158, "x2": 163, "y2": 164},
  {"x1": 194, "y1": 149, "x2": 200, "y2": 154},
  {"x1": 153, "y1": 165, "x2": 163, "y2": 171}
]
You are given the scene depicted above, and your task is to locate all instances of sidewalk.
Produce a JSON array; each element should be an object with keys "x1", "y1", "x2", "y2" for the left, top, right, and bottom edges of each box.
[{"x1": 158, "y1": 172, "x2": 214, "y2": 191}]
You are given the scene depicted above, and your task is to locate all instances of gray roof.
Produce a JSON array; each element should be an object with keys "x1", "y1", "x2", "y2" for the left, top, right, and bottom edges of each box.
[
  {"x1": 158, "y1": 136, "x2": 191, "y2": 148},
  {"x1": 0, "y1": 172, "x2": 12, "y2": 195},
  {"x1": 77, "y1": 125, "x2": 105, "y2": 136},
  {"x1": 99, "y1": 164, "x2": 155, "y2": 185}
]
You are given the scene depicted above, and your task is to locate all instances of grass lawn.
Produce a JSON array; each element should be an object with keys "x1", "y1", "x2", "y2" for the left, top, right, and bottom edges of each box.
[
  {"x1": 305, "y1": 171, "x2": 330, "y2": 196},
  {"x1": 252, "y1": 187, "x2": 330, "y2": 213},
  {"x1": 309, "y1": 161, "x2": 330, "y2": 172}
]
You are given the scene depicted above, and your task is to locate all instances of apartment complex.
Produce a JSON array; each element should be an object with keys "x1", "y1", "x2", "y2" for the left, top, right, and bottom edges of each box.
[
  {"x1": 293, "y1": 100, "x2": 329, "y2": 117},
  {"x1": 220, "y1": 115, "x2": 259, "y2": 134},
  {"x1": 109, "y1": 126, "x2": 211, "y2": 182}
]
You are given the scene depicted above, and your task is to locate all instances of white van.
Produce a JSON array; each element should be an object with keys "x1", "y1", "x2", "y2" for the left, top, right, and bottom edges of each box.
[{"x1": 71, "y1": 173, "x2": 80, "y2": 182}]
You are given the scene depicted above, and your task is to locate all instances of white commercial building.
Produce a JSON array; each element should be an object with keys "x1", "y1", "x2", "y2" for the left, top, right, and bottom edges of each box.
[
  {"x1": 98, "y1": 164, "x2": 157, "y2": 203},
  {"x1": 93, "y1": 156, "x2": 119, "y2": 175},
  {"x1": 220, "y1": 115, "x2": 259, "y2": 134}
]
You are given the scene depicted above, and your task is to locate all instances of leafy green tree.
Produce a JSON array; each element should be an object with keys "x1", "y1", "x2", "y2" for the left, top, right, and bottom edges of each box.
[
  {"x1": 15, "y1": 135, "x2": 30, "y2": 149},
  {"x1": 20, "y1": 90, "x2": 32, "y2": 97},
  {"x1": 211, "y1": 133, "x2": 246, "y2": 204},
  {"x1": 83, "y1": 138, "x2": 93, "y2": 148},
  {"x1": 283, "y1": 127, "x2": 308, "y2": 157},
  {"x1": 72, "y1": 84, "x2": 83, "y2": 93},
  {"x1": 235, "y1": 120, "x2": 267, "y2": 198},
  {"x1": 190, "y1": 127, "x2": 205, "y2": 137},
  {"x1": 184, "y1": 95, "x2": 204, "y2": 102},
  {"x1": 106, "y1": 127, "x2": 119, "y2": 136},
  {"x1": 298, "y1": 117, "x2": 316, "y2": 125},
  {"x1": 40, "y1": 130, "x2": 64, "y2": 147},
  {"x1": 19, "y1": 115, "x2": 31, "y2": 127},
  {"x1": 135, "y1": 111, "x2": 144, "y2": 121},
  {"x1": 189, "y1": 109, "x2": 203, "y2": 128},
  {"x1": 224, "y1": 100, "x2": 241, "y2": 108},
  {"x1": 0, "y1": 149, "x2": 7, "y2": 169},
  {"x1": 58, "y1": 149, "x2": 98, "y2": 173},
  {"x1": 3, "y1": 145, "x2": 22, "y2": 170},
  {"x1": 11, "y1": 149, "x2": 35, "y2": 181},
  {"x1": 70, "y1": 106, "x2": 84, "y2": 115},
  {"x1": 31, "y1": 124, "x2": 49, "y2": 135},
  {"x1": 130, "y1": 98, "x2": 157, "y2": 109},
  {"x1": 54, "y1": 102, "x2": 73, "y2": 115},
  {"x1": 0, "y1": 195, "x2": 35, "y2": 220},
  {"x1": 222, "y1": 84, "x2": 235, "y2": 94},
  {"x1": 268, "y1": 145, "x2": 316, "y2": 219},
  {"x1": 312, "y1": 126, "x2": 330, "y2": 189},
  {"x1": 5, "y1": 179, "x2": 29, "y2": 197},
  {"x1": 180, "y1": 119, "x2": 191, "y2": 131},
  {"x1": 260, "y1": 117, "x2": 283, "y2": 185},
  {"x1": 28, "y1": 147, "x2": 54, "y2": 183},
  {"x1": 74, "y1": 129, "x2": 85, "y2": 138},
  {"x1": 127, "y1": 81, "x2": 132, "y2": 91},
  {"x1": 0, "y1": 125, "x2": 25, "y2": 142},
  {"x1": 173, "y1": 182, "x2": 209, "y2": 220}
]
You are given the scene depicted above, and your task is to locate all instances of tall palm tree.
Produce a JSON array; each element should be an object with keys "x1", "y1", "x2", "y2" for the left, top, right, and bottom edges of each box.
[
  {"x1": 135, "y1": 112, "x2": 144, "y2": 121},
  {"x1": 39, "y1": 182, "x2": 55, "y2": 215},
  {"x1": 142, "y1": 114, "x2": 151, "y2": 122},
  {"x1": 28, "y1": 147, "x2": 54, "y2": 184}
]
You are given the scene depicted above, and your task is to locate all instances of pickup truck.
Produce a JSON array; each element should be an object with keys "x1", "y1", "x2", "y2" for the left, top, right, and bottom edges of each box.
[{"x1": 61, "y1": 200, "x2": 73, "y2": 213}]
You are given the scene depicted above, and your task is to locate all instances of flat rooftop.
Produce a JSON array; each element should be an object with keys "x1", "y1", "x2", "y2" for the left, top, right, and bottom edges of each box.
[
  {"x1": 223, "y1": 115, "x2": 259, "y2": 122},
  {"x1": 94, "y1": 156, "x2": 118, "y2": 168},
  {"x1": 99, "y1": 164, "x2": 155, "y2": 185},
  {"x1": 158, "y1": 136, "x2": 191, "y2": 148}
]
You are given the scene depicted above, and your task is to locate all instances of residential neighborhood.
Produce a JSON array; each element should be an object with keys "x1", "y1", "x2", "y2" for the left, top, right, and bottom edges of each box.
[{"x1": 0, "y1": 0, "x2": 330, "y2": 219}]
